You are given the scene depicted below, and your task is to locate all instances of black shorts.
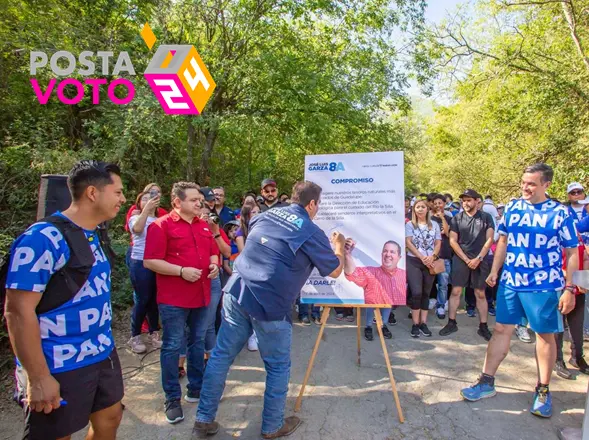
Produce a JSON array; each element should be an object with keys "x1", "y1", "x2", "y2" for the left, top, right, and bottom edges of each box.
[
  {"x1": 16, "y1": 349, "x2": 124, "y2": 440},
  {"x1": 450, "y1": 255, "x2": 491, "y2": 290}
]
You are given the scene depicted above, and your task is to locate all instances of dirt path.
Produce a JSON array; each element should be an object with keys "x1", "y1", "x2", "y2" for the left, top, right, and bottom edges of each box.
[{"x1": 1, "y1": 309, "x2": 587, "y2": 440}]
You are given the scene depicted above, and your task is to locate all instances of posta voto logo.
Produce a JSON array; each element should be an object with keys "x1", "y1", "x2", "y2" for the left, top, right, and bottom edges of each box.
[{"x1": 29, "y1": 22, "x2": 216, "y2": 115}]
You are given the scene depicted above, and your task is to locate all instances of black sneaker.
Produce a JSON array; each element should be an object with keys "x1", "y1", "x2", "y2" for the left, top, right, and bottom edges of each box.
[
  {"x1": 381, "y1": 325, "x2": 392, "y2": 339},
  {"x1": 419, "y1": 323, "x2": 432, "y2": 337},
  {"x1": 555, "y1": 360, "x2": 573, "y2": 380},
  {"x1": 411, "y1": 324, "x2": 420, "y2": 338},
  {"x1": 165, "y1": 400, "x2": 184, "y2": 424},
  {"x1": 364, "y1": 326, "x2": 374, "y2": 341},
  {"x1": 477, "y1": 325, "x2": 492, "y2": 341},
  {"x1": 439, "y1": 321, "x2": 458, "y2": 336},
  {"x1": 300, "y1": 316, "x2": 311, "y2": 326},
  {"x1": 570, "y1": 357, "x2": 589, "y2": 375},
  {"x1": 185, "y1": 388, "x2": 200, "y2": 403},
  {"x1": 388, "y1": 313, "x2": 397, "y2": 326}
]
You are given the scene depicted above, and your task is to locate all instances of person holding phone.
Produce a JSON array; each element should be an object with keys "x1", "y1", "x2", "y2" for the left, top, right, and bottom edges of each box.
[{"x1": 127, "y1": 191, "x2": 163, "y2": 353}]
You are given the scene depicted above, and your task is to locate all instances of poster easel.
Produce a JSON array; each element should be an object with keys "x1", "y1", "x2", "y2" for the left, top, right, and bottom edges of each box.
[{"x1": 294, "y1": 304, "x2": 405, "y2": 423}]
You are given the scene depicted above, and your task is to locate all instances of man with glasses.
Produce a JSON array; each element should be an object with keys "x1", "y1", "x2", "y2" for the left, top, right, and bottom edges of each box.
[
  {"x1": 259, "y1": 178, "x2": 289, "y2": 212},
  {"x1": 213, "y1": 186, "x2": 236, "y2": 226}
]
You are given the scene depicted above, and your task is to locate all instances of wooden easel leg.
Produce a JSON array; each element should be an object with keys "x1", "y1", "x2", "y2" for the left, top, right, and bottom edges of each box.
[
  {"x1": 374, "y1": 309, "x2": 405, "y2": 423},
  {"x1": 295, "y1": 306, "x2": 331, "y2": 412},
  {"x1": 356, "y1": 307, "x2": 361, "y2": 366}
]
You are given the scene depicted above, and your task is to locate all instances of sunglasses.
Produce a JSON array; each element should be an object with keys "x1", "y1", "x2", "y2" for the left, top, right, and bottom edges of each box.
[
  {"x1": 570, "y1": 190, "x2": 584, "y2": 196},
  {"x1": 263, "y1": 188, "x2": 277, "y2": 193}
]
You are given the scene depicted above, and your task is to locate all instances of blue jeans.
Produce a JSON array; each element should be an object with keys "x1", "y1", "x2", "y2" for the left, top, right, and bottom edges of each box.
[
  {"x1": 205, "y1": 277, "x2": 223, "y2": 353},
  {"x1": 159, "y1": 304, "x2": 208, "y2": 402},
  {"x1": 298, "y1": 303, "x2": 320, "y2": 319},
  {"x1": 365, "y1": 308, "x2": 391, "y2": 326},
  {"x1": 196, "y1": 294, "x2": 292, "y2": 435},
  {"x1": 129, "y1": 258, "x2": 159, "y2": 336},
  {"x1": 436, "y1": 259, "x2": 452, "y2": 308}
]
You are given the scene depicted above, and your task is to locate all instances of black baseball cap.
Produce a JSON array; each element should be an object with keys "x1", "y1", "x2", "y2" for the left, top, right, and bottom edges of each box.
[
  {"x1": 459, "y1": 189, "x2": 482, "y2": 200},
  {"x1": 200, "y1": 187, "x2": 215, "y2": 202},
  {"x1": 261, "y1": 178, "x2": 276, "y2": 189}
]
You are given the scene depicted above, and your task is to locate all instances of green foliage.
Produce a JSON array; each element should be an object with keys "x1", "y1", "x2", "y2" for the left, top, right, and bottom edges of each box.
[
  {"x1": 0, "y1": 0, "x2": 427, "y2": 305},
  {"x1": 411, "y1": 0, "x2": 589, "y2": 200}
]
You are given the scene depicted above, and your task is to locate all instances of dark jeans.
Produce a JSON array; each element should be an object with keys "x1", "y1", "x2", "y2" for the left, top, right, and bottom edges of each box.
[
  {"x1": 159, "y1": 304, "x2": 208, "y2": 402},
  {"x1": 466, "y1": 287, "x2": 495, "y2": 311},
  {"x1": 129, "y1": 258, "x2": 159, "y2": 336},
  {"x1": 557, "y1": 294, "x2": 586, "y2": 362},
  {"x1": 297, "y1": 295, "x2": 319, "y2": 319},
  {"x1": 406, "y1": 256, "x2": 436, "y2": 311}
]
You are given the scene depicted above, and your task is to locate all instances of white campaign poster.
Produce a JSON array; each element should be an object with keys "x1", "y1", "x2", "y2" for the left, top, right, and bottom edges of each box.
[{"x1": 301, "y1": 152, "x2": 406, "y2": 305}]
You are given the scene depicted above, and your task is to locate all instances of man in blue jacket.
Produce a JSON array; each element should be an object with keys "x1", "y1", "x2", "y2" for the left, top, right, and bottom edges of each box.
[{"x1": 192, "y1": 181, "x2": 345, "y2": 439}]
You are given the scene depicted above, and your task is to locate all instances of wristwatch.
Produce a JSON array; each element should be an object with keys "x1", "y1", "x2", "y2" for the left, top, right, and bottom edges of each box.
[
  {"x1": 564, "y1": 285, "x2": 575, "y2": 293},
  {"x1": 477, "y1": 255, "x2": 483, "y2": 261}
]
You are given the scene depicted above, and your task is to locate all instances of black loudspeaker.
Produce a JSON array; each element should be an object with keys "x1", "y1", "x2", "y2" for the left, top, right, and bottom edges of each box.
[{"x1": 36, "y1": 174, "x2": 71, "y2": 220}]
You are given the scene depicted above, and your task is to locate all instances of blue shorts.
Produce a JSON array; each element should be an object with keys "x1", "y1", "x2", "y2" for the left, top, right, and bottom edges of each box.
[{"x1": 495, "y1": 284, "x2": 564, "y2": 334}]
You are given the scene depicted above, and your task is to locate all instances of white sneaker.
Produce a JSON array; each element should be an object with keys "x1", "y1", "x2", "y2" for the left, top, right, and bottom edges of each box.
[
  {"x1": 428, "y1": 299, "x2": 437, "y2": 310},
  {"x1": 444, "y1": 302, "x2": 449, "y2": 312},
  {"x1": 147, "y1": 332, "x2": 163, "y2": 348},
  {"x1": 247, "y1": 333, "x2": 258, "y2": 352},
  {"x1": 515, "y1": 325, "x2": 532, "y2": 343},
  {"x1": 128, "y1": 335, "x2": 147, "y2": 353},
  {"x1": 436, "y1": 306, "x2": 445, "y2": 318}
]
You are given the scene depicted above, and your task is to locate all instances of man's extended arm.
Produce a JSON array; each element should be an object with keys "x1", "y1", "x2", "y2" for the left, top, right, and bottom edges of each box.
[
  {"x1": 5, "y1": 289, "x2": 61, "y2": 414},
  {"x1": 486, "y1": 235, "x2": 507, "y2": 287},
  {"x1": 328, "y1": 232, "x2": 345, "y2": 278}
]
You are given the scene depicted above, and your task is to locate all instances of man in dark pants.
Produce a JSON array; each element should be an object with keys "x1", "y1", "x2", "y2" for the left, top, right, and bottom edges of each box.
[
  {"x1": 192, "y1": 181, "x2": 345, "y2": 439},
  {"x1": 439, "y1": 189, "x2": 495, "y2": 340}
]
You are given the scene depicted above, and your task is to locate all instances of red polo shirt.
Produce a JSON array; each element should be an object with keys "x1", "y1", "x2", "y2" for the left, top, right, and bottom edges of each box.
[{"x1": 144, "y1": 210, "x2": 219, "y2": 308}]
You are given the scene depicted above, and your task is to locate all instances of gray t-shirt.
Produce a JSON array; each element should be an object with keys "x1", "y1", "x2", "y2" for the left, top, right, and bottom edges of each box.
[{"x1": 405, "y1": 221, "x2": 441, "y2": 257}]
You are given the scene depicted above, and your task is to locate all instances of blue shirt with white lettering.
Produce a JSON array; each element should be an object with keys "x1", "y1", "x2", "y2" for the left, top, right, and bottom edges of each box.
[
  {"x1": 5, "y1": 213, "x2": 114, "y2": 373},
  {"x1": 224, "y1": 203, "x2": 339, "y2": 322},
  {"x1": 498, "y1": 199, "x2": 578, "y2": 292}
]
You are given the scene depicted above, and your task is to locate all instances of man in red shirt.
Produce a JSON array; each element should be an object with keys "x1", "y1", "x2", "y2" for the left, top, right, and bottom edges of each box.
[{"x1": 144, "y1": 182, "x2": 220, "y2": 425}]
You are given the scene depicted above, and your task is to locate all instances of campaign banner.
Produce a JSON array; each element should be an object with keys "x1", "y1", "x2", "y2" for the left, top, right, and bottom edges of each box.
[{"x1": 301, "y1": 152, "x2": 406, "y2": 305}]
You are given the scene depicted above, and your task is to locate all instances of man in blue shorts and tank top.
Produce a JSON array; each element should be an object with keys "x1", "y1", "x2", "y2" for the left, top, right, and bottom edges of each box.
[{"x1": 460, "y1": 163, "x2": 579, "y2": 418}]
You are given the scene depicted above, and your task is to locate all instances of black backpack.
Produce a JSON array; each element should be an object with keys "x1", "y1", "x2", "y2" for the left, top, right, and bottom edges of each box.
[{"x1": 0, "y1": 215, "x2": 97, "y2": 316}]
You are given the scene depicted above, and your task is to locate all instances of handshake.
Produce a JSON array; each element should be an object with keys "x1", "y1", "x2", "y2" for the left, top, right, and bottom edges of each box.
[{"x1": 330, "y1": 231, "x2": 357, "y2": 254}]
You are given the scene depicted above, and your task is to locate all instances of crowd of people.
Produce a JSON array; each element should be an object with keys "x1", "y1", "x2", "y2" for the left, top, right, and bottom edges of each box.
[{"x1": 3, "y1": 159, "x2": 589, "y2": 439}]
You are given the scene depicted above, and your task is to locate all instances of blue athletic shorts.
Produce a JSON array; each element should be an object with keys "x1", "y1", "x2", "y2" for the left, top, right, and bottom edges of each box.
[{"x1": 495, "y1": 284, "x2": 564, "y2": 334}]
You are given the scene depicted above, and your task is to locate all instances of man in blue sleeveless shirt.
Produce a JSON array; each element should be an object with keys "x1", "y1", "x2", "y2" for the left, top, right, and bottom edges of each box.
[
  {"x1": 5, "y1": 161, "x2": 126, "y2": 439},
  {"x1": 192, "y1": 181, "x2": 345, "y2": 439},
  {"x1": 460, "y1": 163, "x2": 579, "y2": 419}
]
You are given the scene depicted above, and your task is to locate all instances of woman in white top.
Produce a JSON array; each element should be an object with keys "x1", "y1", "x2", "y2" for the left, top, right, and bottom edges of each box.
[
  {"x1": 128, "y1": 192, "x2": 162, "y2": 354},
  {"x1": 405, "y1": 199, "x2": 442, "y2": 339}
]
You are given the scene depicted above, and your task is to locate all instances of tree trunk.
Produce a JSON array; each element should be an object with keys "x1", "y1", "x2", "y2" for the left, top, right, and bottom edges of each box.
[
  {"x1": 197, "y1": 123, "x2": 219, "y2": 184},
  {"x1": 562, "y1": 1, "x2": 589, "y2": 73},
  {"x1": 186, "y1": 116, "x2": 196, "y2": 181}
]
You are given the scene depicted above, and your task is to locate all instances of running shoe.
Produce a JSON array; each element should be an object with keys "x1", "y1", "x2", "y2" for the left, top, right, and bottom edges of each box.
[
  {"x1": 461, "y1": 377, "x2": 496, "y2": 402},
  {"x1": 515, "y1": 325, "x2": 532, "y2": 343},
  {"x1": 530, "y1": 386, "x2": 552, "y2": 418}
]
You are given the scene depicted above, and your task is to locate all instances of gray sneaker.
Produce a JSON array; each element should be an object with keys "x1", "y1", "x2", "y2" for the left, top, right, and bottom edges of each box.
[
  {"x1": 192, "y1": 420, "x2": 220, "y2": 439},
  {"x1": 165, "y1": 400, "x2": 184, "y2": 424}
]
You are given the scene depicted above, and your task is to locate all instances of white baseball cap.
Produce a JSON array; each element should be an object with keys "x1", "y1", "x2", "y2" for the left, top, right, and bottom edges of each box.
[{"x1": 567, "y1": 182, "x2": 585, "y2": 193}]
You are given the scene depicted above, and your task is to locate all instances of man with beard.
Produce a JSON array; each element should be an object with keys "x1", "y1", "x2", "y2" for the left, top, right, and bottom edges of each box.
[
  {"x1": 259, "y1": 179, "x2": 289, "y2": 212},
  {"x1": 439, "y1": 189, "x2": 495, "y2": 341},
  {"x1": 344, "y1": 240, "x2": 407, "y2": 341},
  {"x1": 461, "y1": 163, "x2": 578, "y2": 419}
]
